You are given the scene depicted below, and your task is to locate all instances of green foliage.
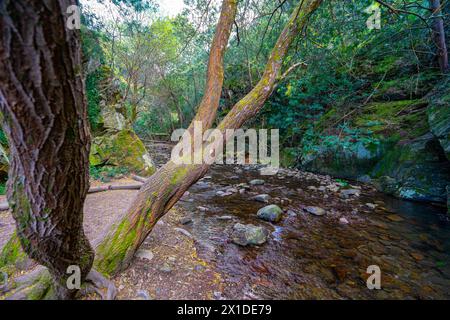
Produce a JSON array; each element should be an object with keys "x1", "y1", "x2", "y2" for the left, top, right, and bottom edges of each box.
[{"x1": 90, "y1": 165, "x2": 130, "y2": 182}]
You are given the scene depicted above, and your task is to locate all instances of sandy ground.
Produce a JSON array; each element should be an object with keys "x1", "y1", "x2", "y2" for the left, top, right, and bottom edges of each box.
[{"x1": 0, "y1": 178, "x2": 222, "y2": 300}]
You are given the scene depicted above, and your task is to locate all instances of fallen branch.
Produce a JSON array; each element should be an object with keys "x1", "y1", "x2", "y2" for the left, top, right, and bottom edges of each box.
[
  {"x1": 130, "y1": 174, "x2": 147, "y2": 183},
  {"x1": 0, "y1": 183, "x2": 143, "y2": 211}
]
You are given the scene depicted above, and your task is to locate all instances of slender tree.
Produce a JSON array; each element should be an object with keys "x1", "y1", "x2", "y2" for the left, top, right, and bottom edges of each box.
[{"x1": 429, "y1": 0, "x2": 448, "y2": 73}]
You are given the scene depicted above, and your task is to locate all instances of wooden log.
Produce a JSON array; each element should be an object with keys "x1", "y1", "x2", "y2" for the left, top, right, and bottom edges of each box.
[
  {"x1": 130, "y1": 174, "x2": 147, "y2": 183},
  {"x1": 0, "y1": 183, "x2": 143, "y2": 211}
]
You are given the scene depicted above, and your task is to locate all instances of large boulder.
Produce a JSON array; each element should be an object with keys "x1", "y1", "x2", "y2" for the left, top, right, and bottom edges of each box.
[{"x1": 90, "y1": 129, "x2": 155, "y2": 176}]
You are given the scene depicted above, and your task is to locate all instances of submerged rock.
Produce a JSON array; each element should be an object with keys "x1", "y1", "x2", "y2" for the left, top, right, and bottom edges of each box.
[
  {"x1": 231, "y1": 223, "x2": 269, "y2": 246},
  {"x1": 257, "y1": 204, "x2": 283, "y2": 222},
  {"x1": 305, "y1": 206, "x2": 326, "y2": 216}
]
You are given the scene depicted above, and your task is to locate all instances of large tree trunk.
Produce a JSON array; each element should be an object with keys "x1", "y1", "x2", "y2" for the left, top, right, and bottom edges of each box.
[
  {"x1": 0, "y1": 0, "x2": 94, "y2": 299},
  {"x1": 94, "y1": 0, "x2": 323, "y2": 277},
  {"x1": 430, "y1": 0, "x2": 449, "y2": 73}
]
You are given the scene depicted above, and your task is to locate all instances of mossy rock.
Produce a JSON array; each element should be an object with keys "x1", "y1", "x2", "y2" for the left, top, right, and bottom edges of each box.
[
  {"x1": 372, "y1": 133, "x2": 450, "y2": 203},
  {"x1": 301, "y1": 140, "x2": 386, "y2": 179},
  {"x1": 90, "y1": 129, "x2": 155, "y2": 176},
  {"x1": 353, "y1": 99, "x2": 429, "y2": 138}
]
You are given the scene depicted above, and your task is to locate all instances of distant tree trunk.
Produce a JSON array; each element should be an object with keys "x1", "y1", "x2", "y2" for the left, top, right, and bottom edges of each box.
[
  {"x1": 0, "y1": 0, "x2": 94, "y2": 299},
  {"x1": 94, "y1": 0, "x2": 323, "y2": 276},
  {"x1": 430, "y1": 0, "x2": 449, "y2": 73}
]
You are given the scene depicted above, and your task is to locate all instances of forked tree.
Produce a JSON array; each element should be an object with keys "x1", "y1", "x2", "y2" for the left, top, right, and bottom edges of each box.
[{"x1": 0, "y1": 0, "x2": 322, "y2": 299}]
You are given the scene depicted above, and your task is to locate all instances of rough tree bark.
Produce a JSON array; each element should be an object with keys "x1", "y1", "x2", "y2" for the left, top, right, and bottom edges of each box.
[
  {"x1": 429, "y1": 0, "x2": 448, "y2": 73},
  {"x1": 94, "y1": 0, "x2": 323, "y2": 277},
  {"x1": 0, "y1": 0, "x2": 94, "y2": 299}
]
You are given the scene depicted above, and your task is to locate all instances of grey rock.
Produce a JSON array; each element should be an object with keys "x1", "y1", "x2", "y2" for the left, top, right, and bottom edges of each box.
[
  {"x1": 253, "y1": 194, "x2": 270, "y2": 203},
  {"x1": 217, "y1": 215, "x2": 233, "y2": 220},
  {"x1": 135, "y1": 249, "x2": 154, "y2": 261},
  {"x1": 231, "y1": 223, "x2": 269, "y2": 246},
  {"x1": 340, "y1": 188, "x2": 361, "y2": 198},
  {"x1": 159, "y1": 263, "x2": 172, "y2": 273},
  {"x1": 174, "y1": 227, "x2": 193, "y2": 238},
  {"x1": 339, "y1": 217, "x2": 349, "y2": 224},
  {"x1": 180, "y1": 216, "x2": 193, "y2": 225},
  {"x1": 256, "y1": 204, "x2": 283, "y2": 222},
  {"x1": 136, "y1": 289, "x2": 151, "y2": 300},
  {"x1": 357, "y1": 175, "x2": 372, "y2": 183},
  {"x1": 249, "y1": 179, "x2": 265, "y2": 186},
  {"x1": 305, "y1": 206, "x2": 326, "y2": 216},
  {"x1": 365, "y1": 203, "x2": 377, "y2": 209}
]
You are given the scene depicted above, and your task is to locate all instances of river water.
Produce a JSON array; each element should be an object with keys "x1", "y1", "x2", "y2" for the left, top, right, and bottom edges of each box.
[{"x1": 151, "y1": 143, "x2": 450, "y2": 299}]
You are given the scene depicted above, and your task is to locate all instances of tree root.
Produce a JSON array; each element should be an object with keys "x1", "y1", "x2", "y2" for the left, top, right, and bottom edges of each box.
[
  {"x1": 78, "y1": 269, "x2": 117, "y2": 300},
  {"x1": 0, "y1": 266, "x2": 116, "y2": 300}
]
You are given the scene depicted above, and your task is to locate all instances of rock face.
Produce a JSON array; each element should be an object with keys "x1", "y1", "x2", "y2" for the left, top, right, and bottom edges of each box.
[
  {"x1": 299, "y1": 88, "x2": 450, "y2": 206},
  {"x1": 90, "y1": 129, "x2": 155, "y2": 176},
  {"x1": 372, "y1": 133, "x2": 450, "y2": 203},
  {"x1": 231, "y1": 223, "x2": 269, "y2": 246},
  {"x1": 257, "y1": 205, "x2": 283, "y2": 222}
]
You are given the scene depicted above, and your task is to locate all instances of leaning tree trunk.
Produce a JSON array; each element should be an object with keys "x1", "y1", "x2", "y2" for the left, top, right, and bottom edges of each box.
[
  {"x1": 430, "y1": 0, "x2": 449, "y2": 73},
  {"x1": 94, "y1": 0, "x2": 323, "y2": 276},
  {"x1": 0, "y1": 0, "x2": 94, "y2": 299}
]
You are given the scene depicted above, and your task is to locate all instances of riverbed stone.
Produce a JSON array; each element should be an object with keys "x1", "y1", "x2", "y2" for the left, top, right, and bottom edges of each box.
[
  {"x1": 231, "y1": 223, "x2": 269, "y2": 246},
  {"x1": 253, "y1": 194, "x2": 270, "y2": 203},
  {"x1": 305, "y1": 206, "x2": 326, "y2": 216},
  {"x1": 249, "y1": 179, "x2": 265, "y2": 186},
  {"x1": 135, "y1": 249, "x2": 154, "y2": 261},
  {"x1": 180, "y1": 216, "x2": 193, "y2": 225},
  {"x1": 340, "y1": 188, "x2": 361, "y2": 198},
  {"x1": 257, "y1": 204, "x2": 283, "y2": 222}
]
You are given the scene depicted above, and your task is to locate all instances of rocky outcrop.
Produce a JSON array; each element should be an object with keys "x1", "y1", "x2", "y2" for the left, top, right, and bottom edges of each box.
[
  {"x1": 90, "y1": 129, "x2": 155, "y2": 176},
  {"x1": 372, "y1": 133, "x2": 450, "y2": 203},
  {"x1": 427, "y1": 76, "x2": 450, "y2": 161},
  {"x1": 231, "y1": 223, "x2": 269, "y2": 246},
  {"x1": 298, "y1": 79, "x2": 450, "y2": 207}
]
